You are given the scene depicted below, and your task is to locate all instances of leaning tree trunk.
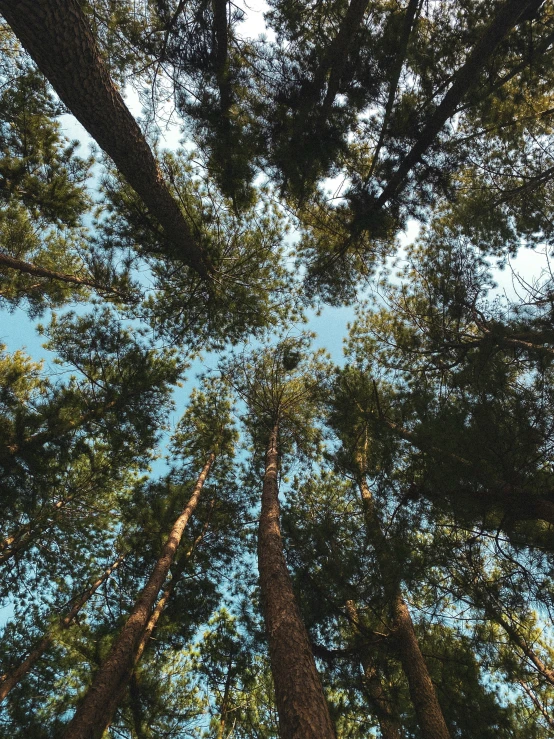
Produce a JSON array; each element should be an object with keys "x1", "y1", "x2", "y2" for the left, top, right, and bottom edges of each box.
[
  {"x1": 258, "y1": 422, "x2": 336, "y2": 739},
  {"x1": 0, "y1": 555, "x2": 124, "y2": 701},
  {"x1": 63, "y1": 452, "x2": 215, "y2": 739},
  {"x1": 357, "y1": 469, "x2": 450, "y2": 739},
  {"x1": 391, "y1": 594, "x2": 451, "y2": 739},
  {"x1": 375, "y1": 0, "x2": 543, "y2": 208},
  {"x1": 104, "y1": 514, "x2": 215, "y2": 736},
  {"x1": 0, "y1": 0, "x2": 211, "y2": 277}
]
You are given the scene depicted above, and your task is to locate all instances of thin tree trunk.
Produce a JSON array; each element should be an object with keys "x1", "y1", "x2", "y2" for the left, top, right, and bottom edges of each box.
[
  {"x1": 0, "y1": 495, "x2": 76, "y2": 566},
  {"x1": 134, "y1": 512, "x2": 213, "y2": 665},
  {"x1": 346, "y1": 601, "x2": 404, "y2": 739},
  {"x1": 0, "y1": 555, "x2": 124, "y2": 701},
  {"x1": 375, "y1": 0, "x2": 543, "y2": 208},
  {"x1": 356, "y1": 470, "x2": 450, "y2": 739},
  {"x1": 216, "y1": 651, "x2": 235, "y2": 739},
  {"x1": 0, "y1": 252, "x2": 127, "y2": 298},
  {"x1": 258, "y1": 422, "x2": 336, "y2": 739},
  {"x1": 518, "y1": 679, "x2": 554, "y2": 729},
  {"x1": 105, "y1": 518, "x2": 213, "y2": 735},
  {"x1": 319, "y1": 0, "x2": 370, "y2": 112},
  {"x1": 484, "y1": 603, "x2": 554, "y2": 687},
  {"x1": 0, "y1": 0, "x2": 212, "y2": 277},
  {"x1": 128, "y1": 672, "x2": 148, "y2": 739},
  {"x1": 362, "y1": 661, "x2": 404, "y2": 739},
  {"x1": 63, "y1": 453, "x2": 215, "y2": 739},
  {"x1": 366, "y1": 0, "x2": 421, "y2": 179}
]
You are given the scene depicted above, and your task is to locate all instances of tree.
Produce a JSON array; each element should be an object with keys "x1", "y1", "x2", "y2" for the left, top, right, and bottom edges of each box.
[
  {"x1": 0, "y1": 0, "x2": 212, "y2": 277},
  {"x1": 63, "y1": 377, "x2": 237, "y2": 738},
  {"x1": 223, "y1": 338, "x2": 336, "y2": 739},
  {"x1": 3, "y1": 1, "x2": 554, "y2": 736}
]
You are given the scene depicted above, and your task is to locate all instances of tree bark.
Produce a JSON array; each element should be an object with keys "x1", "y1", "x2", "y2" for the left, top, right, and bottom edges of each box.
[
  {"x1": 258, "y1": 423, "x2": 336, "y2": 739},
  {"x1": 63, "y1": 453, "x2": 215, "y2": 739},
  {"x1": 0, "y1": 0, "x2": 212, "y2": 277},
  {"x1": 0, "y1": 555, "x2": 123, "y2": 701},
  {"x1": 357, "y1": 470, "x2": 450, "y2": 739},
  {"x1": 391, "y1": 594, "x2": 450, "y2": 739},
  {"x1": 216, "y1": 651, "x2": 235, "y2": 739}
]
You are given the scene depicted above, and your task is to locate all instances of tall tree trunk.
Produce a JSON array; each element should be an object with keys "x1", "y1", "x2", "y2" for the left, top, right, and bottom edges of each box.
[
  {"x1": 357, "y1": 470, "x2": 450, "y2": 739},
  {"x1": 0, "y1": 0, "x2": 212, "y2": 277},
  {"x1": 100, "y1": 506, "x2": 214, "y2": 738},
  {"x1": 63, "y1": 453, "x2": 215, "y2": 739},
  {"x1": 0, "y1": 555, "x2": 124, "y2": 701},
  {"x1": 258, "y1": 422, "x2": 336, "y2": 739}
]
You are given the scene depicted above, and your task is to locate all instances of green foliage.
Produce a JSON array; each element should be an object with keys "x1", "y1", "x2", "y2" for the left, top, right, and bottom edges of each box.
[{"x1": 5, "y1": 1, "x2": 554, "y2": 736}]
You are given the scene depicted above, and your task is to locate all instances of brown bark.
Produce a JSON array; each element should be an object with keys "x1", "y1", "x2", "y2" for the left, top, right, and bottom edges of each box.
[
  {"x1": 391, "y1": 594, "x2": 450, "y2": 739},
  {"x1": 258, "y1": 423, "x2": 336, "y2": 739},
  {"x1": 0, "y1": 555, "x2": 123, "y2": 701},
  {"x1": 362, "y1": 661, "x2": 404, "y2": 739},
  {"x1": 128, "y1": 672, "x2": 148, "y2": 739},
  {"x1": 518, "y1": 680, "x2": 554, "y2": 729},
  {"x1": 63, "y1": 453, "x2": 215, "y2": 739},
  {"x1": 356, "y1": 467, "x2": 450, "y2": 739},
  {"x1": 105, "y1": 518, "x2": 213, "y2": 735},
  {"x1": 0, "y1": 252, "x2": 126, "y2": 299},
  {"x1": 0, "y1": 0, "x2": 212, "y2": 277}
]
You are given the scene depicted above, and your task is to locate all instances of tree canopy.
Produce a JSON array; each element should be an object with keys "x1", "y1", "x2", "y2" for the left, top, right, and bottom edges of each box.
[{"x1": 2, "y1": 1, "x2": 554, "y2": 737}]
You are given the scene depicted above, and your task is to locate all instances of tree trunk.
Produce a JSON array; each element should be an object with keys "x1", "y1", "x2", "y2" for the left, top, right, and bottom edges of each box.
[
  {"x1": 0, "y1": 0, "x2": 211, "y2": 277},
  {"x1": 357, "y1": 470, "x2": 450, "y2": 739},
  {"x1": 391, "y1": 594, "x2": 450, "y2": 739},
  {"x1": 346, "y1": 601, "x2": 404, "y2": 739},
  {"x1": 63, "y1": 453, "x2": 215, "y2": 739},
  {"x1": 258, "y1": 423, "x2": 336, "y2": 739},
  {"x1": 375, "y1": 0, "x2": 543, "y2": 208},
  {"x1": 216, "y1": 652, "x2": 235, "y2": 739},
  {"x1": 319, "y1": 0, "x2": 370, "y2": 112},
  {"x1": 362, "y1": 661, "x2": 404, "y2": 739},
  {"x1": 0, "y1": 555, "x2": 123, "y2": 701},
  {"x1": 106, "y1": 521, "x2": 212, "y2": 735}
]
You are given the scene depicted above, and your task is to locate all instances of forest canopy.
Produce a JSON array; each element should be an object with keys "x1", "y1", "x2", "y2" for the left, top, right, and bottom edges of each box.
[{"x1": 2, "y1": 1, "x2": 554, "y2": 737}]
